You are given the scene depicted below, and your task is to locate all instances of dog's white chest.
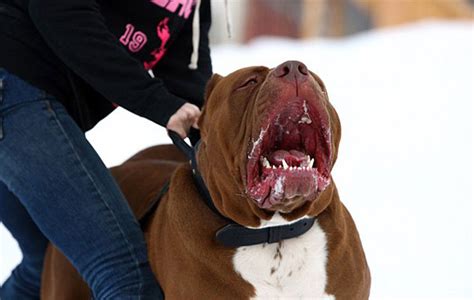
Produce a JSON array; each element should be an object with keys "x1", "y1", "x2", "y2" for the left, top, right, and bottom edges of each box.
[{"x1": 232, "y1": 216, "x2": 334, "y2": 299}]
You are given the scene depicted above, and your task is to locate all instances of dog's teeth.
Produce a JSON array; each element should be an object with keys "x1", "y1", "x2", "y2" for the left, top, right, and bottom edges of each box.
[
  {"x1": 300, "y1": 116, "x2": 312, "y2": 124},
  {"x1": 282, "y1": 159, "x2": 289, "y2": 170},
  {"x1": 309, "y1": 158, "x2": 314, "y2": 169},
  {"x1": 272, "y1": 165, "x2": 276, "y2": 169},
  {"x1": 262, "y1": 157, "x2": 270, "y2": 168}
]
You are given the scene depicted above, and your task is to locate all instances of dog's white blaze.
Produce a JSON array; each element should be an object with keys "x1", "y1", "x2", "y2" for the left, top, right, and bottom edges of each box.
[
  {"x1": 250, "y1": 211, "x2": 303, "y2": 229},
  {"x1": 233, "y1": 214, "x2": 335, "y2": 299}
]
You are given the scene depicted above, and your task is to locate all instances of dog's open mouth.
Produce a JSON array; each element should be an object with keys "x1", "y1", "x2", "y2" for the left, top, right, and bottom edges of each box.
[{"x1": 246, "y1": 97, "x2": 332, "y2": 209}]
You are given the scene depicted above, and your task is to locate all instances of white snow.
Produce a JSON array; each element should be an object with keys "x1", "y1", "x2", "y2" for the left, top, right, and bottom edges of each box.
[{"x1": 1, "y1": 21, "x2": 472, "y2": 299}]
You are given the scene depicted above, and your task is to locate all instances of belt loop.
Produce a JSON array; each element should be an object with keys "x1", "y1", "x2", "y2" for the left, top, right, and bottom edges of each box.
[{"x1": 267, "y1": 226, "x2": 283, "y2": 244}]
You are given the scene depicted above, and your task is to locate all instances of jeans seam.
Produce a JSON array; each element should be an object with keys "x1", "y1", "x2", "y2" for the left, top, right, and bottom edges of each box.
[
  {"x1": 43, "y1": 100, "x2": 143, "y2": 299},
  {"x1": 0, "y1": 80, "x2": 4, "y2": 105},
  {"x1": 0, "y1": 79, "x2": 3, "y2": 140}
]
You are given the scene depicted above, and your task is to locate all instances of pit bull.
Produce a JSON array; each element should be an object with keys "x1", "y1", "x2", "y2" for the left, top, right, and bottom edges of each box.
[{"x1": 41, "y1": 61, "x2": 371, "y2": 299}]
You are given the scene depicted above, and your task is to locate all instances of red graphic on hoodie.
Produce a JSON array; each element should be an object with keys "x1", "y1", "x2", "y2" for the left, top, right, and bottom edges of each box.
[{"x1": 144, "y1": 17, "x2": 170, "y2": 70}]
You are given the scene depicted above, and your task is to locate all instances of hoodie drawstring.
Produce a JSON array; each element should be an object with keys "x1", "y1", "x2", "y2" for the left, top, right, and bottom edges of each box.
[
  {"x1": 188, "y1": 0, "x2": 232, "y2": 70},
  {"x1": 188, "y1": 0, "x2": 202, "y2": 70}
]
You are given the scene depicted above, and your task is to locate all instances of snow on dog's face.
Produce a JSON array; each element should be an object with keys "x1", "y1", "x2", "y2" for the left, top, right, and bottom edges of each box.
[{"x1": 198, "y1": 61, "x2": 341, "y2": 225}]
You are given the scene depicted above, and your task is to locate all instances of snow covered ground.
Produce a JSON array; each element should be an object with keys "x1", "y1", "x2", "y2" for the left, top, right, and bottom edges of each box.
[{"x1": 1, "y1": 21, "x2": 472, "y2": 299}]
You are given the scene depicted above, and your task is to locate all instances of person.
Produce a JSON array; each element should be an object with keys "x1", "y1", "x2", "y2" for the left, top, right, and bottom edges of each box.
[{"x1": 0, "y1": 0, "x2": 212, "y2": 298}]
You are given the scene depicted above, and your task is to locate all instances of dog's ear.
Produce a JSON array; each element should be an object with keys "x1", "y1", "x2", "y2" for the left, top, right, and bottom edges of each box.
[
  {"x1": 309, "y1": 71, "x2": 328, "y2": 96},
  {"x1": 199, "y1": 74, "x2": 223, "y2": 137},
  {"x1": 204, "y1": 73, "x2": 223, "y2": 103}
]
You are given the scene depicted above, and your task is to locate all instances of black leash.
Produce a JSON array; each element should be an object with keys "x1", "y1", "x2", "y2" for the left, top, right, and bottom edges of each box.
[
  {"x1": 167, "y1": 130, "x2": 316, "y2": 248},
  {"x1": 168, "y1": 130, "x2": 234, "y2": 223}
]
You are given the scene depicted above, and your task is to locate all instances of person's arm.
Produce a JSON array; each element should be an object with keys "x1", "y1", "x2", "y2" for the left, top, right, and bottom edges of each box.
[{"x1": 28, "y1": 0, "x2": 185, "y2": 127}]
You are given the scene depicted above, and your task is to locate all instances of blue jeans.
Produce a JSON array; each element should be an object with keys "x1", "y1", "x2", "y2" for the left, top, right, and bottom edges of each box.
[{"x1": 0, "y1": 69, "x2": 163, "y2": 299}]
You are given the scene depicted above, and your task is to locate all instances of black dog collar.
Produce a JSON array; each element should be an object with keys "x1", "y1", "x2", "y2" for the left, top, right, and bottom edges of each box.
[{"x1": 167, "y1": 130, "x2": 316, "y2": 248}]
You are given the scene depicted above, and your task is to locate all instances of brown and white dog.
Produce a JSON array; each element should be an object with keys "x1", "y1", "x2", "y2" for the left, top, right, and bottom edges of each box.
[{"x1": 41, "y1": 61, "x2": 371, "y2": 299}]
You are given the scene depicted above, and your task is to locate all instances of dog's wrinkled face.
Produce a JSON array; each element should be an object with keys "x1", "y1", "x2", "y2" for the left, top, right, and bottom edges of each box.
[{"x1": 198, "y1": 61, "x2": 341, "y2": 223}]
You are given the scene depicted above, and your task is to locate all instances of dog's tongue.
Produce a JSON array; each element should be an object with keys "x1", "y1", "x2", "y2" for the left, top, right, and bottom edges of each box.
[{"x1": 268, "y1": 150, "x2": 306, "y2": 167}]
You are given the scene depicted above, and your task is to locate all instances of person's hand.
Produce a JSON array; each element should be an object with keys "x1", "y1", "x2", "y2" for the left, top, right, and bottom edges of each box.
[{"x1": 166, "y1": 103, "x2": 201, "y2": 138}]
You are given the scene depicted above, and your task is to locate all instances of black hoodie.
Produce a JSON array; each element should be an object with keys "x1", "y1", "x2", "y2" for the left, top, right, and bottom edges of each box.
[{"x1": 0, "y1": 0, "x2": 212, "y2": 131}]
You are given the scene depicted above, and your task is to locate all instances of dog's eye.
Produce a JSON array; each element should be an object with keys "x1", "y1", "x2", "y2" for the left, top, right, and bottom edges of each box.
[{"x1": 236, "y1": 77, "x2": 258, "y2": 90}]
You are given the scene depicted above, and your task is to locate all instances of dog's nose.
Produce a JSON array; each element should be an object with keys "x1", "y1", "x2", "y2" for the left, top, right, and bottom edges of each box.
[{"x1": 273, "y1": 61, "x2": 309, "y2": 82}]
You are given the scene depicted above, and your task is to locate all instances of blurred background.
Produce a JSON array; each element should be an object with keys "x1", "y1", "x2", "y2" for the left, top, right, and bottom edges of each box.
[
  {"x1": 208, "y1": 0, "x2": 473, "y2": 43},
  {"x1": 1, "y1": 0, "x2": 473, "y2": 299}
]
